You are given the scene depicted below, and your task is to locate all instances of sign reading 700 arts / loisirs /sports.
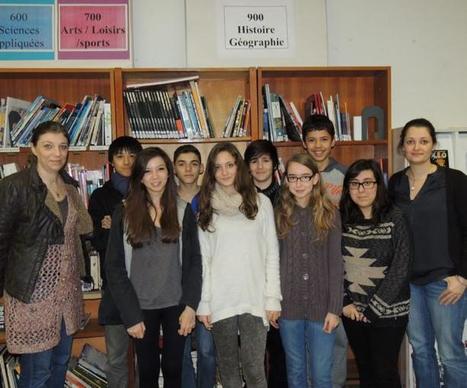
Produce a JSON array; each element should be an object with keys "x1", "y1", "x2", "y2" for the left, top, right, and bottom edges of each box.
[
  {"x1": 0, "y1": 0, "x2": 54, "y2": 60},
  {"x1": 58, "y1": 0, "x2": 129, "y2": 60}
]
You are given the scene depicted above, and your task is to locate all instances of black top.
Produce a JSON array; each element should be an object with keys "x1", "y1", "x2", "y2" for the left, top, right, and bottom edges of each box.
[
  {"x1": 389, "y1": 166, "x2": 467, "y2": 280},
  {"x1": 342, "y1": 206, "x2": 411, "y2": 326},
  {"x1": 256, "y1": 180, "x2": 280, "y2": 205},
  {"x1": 389, "y1": 168, "x2": 453, "y2": 284}
]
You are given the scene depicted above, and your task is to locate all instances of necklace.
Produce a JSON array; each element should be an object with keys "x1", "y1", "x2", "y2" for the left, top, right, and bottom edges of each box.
[{"x1": 407, "y1": 164, "x2": 436, "y2": 191}]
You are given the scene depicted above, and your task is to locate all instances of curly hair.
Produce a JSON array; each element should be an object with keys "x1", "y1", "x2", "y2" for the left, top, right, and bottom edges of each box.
[{"x1": 275, "y1": 153, "x2": 335, "y2": 240}]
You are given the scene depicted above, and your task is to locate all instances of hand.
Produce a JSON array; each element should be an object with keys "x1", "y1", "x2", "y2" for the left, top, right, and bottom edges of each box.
[
  {"x1": 439, "y1": 276, "x2": 466, "y2": 305},
  {"x1": 178, "y1": 306, "x2": 196, "y2": 336},
  {"x1": 127, "y1": 322, "x2": 145, "y2": 339},
  {"x1": 323, "y1": 312, "x2": 340, "y2": 333},
  {"x1": 266, "y1": 310, "x2": 281, "y2": 329},
  {"x1": 198, "y1": 315, "x2": 213, "y2": 330},
  {"x1": 101, "y1": 215, "x2": 112, "y2": 229},
  {"x1": 343, "y1": 304, "x2": 363, "y2": 321}
]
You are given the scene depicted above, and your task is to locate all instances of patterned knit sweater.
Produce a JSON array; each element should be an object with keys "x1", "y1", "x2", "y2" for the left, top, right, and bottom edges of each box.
[{"x1": 342, "y1": 206, "x2": 411, "y2": 327}]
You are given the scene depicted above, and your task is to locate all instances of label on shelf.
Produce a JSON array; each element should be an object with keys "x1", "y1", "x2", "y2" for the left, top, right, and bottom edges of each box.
[
  {"x1": 0, "y1": 1, "x2": 54, "y2": 61},
  {"x1": 57, "y1": 0, "x2": 129, "y2": 60}
]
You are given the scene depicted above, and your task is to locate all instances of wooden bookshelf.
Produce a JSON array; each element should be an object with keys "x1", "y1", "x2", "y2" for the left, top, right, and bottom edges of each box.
[
  {"x1": 113, "y1": 67, "x2": 258, "y2": 141},
  {"x1": 257, "y1": 66, "x2": 392, "y2": 172}
]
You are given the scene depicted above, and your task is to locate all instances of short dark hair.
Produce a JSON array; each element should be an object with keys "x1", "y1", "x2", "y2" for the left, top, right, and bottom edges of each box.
[
  {"x1": 31, "y1": 121, "x2": 69, "y2": 146},
  {"x1": 173, "y1": 144, "x2": 201, "y2": 163},
  {"x1": 398, "y1": 118, "x2": 437, "y2": 152},
  {"x1": 244, "y1": 140, "x2": 279, "y2": 170},
  {"x1": 339, "y1": 159, "x2": 391, "y2": 225},
  {"x1": 108, "y1": 136, "x2": 142, "y2": 163},
  {"x1": 302, "y1": 114, "x2": 335, "y2": 141}
]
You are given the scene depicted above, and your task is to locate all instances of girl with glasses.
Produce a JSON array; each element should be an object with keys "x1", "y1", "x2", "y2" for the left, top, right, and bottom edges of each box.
[
  {"x1": 275, "y1": 153, "x2": 343, "y2": 388},
  {"x1": 340, "y1": 159, "x2": 411, "y2": 388}
]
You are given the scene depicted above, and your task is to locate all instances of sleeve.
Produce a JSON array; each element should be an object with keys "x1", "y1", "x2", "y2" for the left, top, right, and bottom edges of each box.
[
  {"x1": 181, "y1": 204, "x2": 202, "y2": 310},
  {"x1": 327, "y1": 210, "x2": 344, "y2": 316},
  {"x1": 196, "y1": 226, "x2": 212, "y2": 316},
  {"x1": 87, "y1": 189, "x2": 110, "y2": 253},
  {"x1": 105, "y1": 205, "x2": 144, "y2": 328},
  {"x1": 362, "y1": 210, "x2": 411, "y2": 322},
  {"x1": 261, "y1": 196, "x2": 282, "y2": 312},
  {"x1": 452, "y1": 170, "x2": 467, "y2": 277},
  {"x1": 0, "y1": 180, "x2": 19, "y2": 295},
  {"x1": 71, "y1": 187, "x2": 93, "y2": 236}
]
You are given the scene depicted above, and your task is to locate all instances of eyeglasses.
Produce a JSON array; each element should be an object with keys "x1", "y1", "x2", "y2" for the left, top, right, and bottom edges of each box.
[
  {"x1": 349, "y1": 181, "x2": 377, "y2": 190},
  {"x1": 286, "y1": 174, "x2": 314, "y2": 183}
]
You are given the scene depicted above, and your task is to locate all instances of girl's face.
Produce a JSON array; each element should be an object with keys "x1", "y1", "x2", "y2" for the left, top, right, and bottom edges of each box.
[
  {"x1": 286, "y1": 161, "x2": 319, "y2": 206},
  {"x1": 141, "y1": 156, "x2": 169, "y2": 196},
  {"x1": 402, "y1": 126, "x2": 435, "y2": 165},
  {"x1": 214, "y1": 151, "x2": 237, "y2": 193},
  {"x1": 31, "y1": 132, "x2": 69, "y2": 174},
  {"x1": 348, "y1": 169, "x2": 378, "y2": 214}
]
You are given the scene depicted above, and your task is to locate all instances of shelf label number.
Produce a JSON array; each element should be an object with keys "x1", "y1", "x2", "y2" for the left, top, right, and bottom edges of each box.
[
  {"x1": 10, "y1": 13, "x2": 28, "y2": 22},
  {"x1": 85, "y1": 13, "x2": 102, "y2": 21},
  {"x1": 247, "y1": 13, "x2": 264, "y2": 21}
]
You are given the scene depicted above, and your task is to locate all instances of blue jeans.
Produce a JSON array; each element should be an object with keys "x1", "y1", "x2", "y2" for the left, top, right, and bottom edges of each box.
[
  {"x1": 280, "y1": 319, "x2": 336, "y2": 388},
  {"x1": 182, "y1": 322, "x2": 217, "y2": 388},
  {"x1": 19, "y1": 320, "x2": 73, "y2": 388},
  {"x1": 407, "y1": 280, "x2": 467, "y2": 388}
]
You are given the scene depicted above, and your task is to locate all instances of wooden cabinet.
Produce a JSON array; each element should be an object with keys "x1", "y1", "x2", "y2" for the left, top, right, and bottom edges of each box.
[{"x1": 256, "y1": 66, "x2": 392, "y2": 172}]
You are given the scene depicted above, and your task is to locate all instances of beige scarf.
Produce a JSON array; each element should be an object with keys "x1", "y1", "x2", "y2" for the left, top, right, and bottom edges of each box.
[{"x1": 211, "y1": 183, "x2": 243, "y2": 216}]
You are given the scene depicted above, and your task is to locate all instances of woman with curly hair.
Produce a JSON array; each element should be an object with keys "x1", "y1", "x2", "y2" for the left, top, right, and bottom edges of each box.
[
  {"x1": 197, "y1": 142, "x2": 281, "y2": 388},
  {"x1": 275, "y1": 153, "x2": 343, "y2": 388}
]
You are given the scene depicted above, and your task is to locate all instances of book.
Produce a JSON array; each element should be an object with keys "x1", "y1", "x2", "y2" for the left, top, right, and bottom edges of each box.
[
  {"x1": 431, "y1": 149, "x2": 449, "y2": 167},
  {"x1": 0, "y1": 99, "x2": 5, "y2": 147},
  {"x1": 126, "y1": 75, "x2": 199, "y2": 89},
  {"x1": 4, "y1": 96, "x2": 31, "y2": 147}
]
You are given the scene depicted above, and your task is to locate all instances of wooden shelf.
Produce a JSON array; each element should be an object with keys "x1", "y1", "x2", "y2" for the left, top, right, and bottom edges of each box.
[{"x1": 138, "y1": 136, "x2": 251, "y2": 145}]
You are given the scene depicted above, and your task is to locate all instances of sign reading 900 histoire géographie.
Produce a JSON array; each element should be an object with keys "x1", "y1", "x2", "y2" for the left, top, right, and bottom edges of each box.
[
  {"x1": 58, "y1": 0, "x2": 129, "y2": 60},
  {"x1": 0, "y1": 0, "x2": 54, "y2": 60},
  {"x1": 224, "y1": 5, "x2": 288, "y2": 50}
]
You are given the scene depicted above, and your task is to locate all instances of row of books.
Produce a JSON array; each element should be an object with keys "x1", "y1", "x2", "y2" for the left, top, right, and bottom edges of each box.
[
  {"x1": 262, "y1": 85, "x2": 356, "y2": 142},
  {"x1": 65, "y1": 344, "x2": 108, "y2": 388},
  {"x1": 0, "y1": 95, "x2": 112, "y2": 149},
  {"x1": 222, "y1": 96, "x2": 251, "y2": 138},
  {"x1": 0, "y1": 346, "x2": 19, "y2": 388}
]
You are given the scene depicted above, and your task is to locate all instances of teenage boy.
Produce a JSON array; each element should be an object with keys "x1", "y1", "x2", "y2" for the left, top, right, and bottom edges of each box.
[
  {"x1": 88, "y1": 136, "x2": 142, "y2": 388},
  {"x1": 302, "y1": 114, "x2": 347, "y2": 388},
  {"x1": 244, "y1": 140, "x2": 287, "y2": 388},
  {"x1": 174, "y1": 145, "x2": 216, "y2": 388}
]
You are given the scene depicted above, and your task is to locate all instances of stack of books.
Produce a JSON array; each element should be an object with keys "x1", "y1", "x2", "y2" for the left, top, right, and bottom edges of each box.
[
  {"x1": 0, "y1": 345, "x2": 20, "y2": 388},
  {"x1": 65, "y1": 344, "x2": 108, "y2": 388}
]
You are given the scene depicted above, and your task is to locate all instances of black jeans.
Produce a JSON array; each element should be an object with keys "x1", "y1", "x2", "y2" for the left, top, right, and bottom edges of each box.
[
  {"x1": 134, "y1": 305, "x2": 185, "y2": 388},
  {"x1": 266, "y1": 326, "x2": 288, "y2": 388},
  {"x1": 343, "y1": 316, "x2": 407, "y2": 388}
]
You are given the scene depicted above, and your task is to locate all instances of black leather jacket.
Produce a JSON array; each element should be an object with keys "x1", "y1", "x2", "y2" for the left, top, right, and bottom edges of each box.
[{"x1": 0, "y1": 165, "x2": 85, "y2": 303}]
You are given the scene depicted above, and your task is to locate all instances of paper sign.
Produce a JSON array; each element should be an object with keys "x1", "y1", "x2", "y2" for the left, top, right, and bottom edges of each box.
[
  {"x1": 224, "y1": 5, "x2": 289, "y2": 50},
  {"x1": 58, "y1": 0, "x2": 129, "y2": 60},
  {"x1": 0, "y1": 0, "x2": 54, "y2": 60}
]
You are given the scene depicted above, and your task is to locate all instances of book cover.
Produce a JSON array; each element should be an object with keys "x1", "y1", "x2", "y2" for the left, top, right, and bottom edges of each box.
[
  {"x1": 431, "y1": 149, "x2": 449, "y2": 167},
  {"x1": 4, "y1": 96, "x2": 31, "y2": 147}
]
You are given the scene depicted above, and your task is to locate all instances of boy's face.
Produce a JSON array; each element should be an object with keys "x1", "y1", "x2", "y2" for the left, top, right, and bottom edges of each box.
[
  {"x1": 174, "y1": 152, "x2": 203, "y2": 185},
  {"x1": 112, "y1": 150, "x2": 137, "y2": 177},
  {"x1": 248, "y1": 154, "x2": 274, "y2": 186},
  {"x1": 304, "y1": 129, "x2": 335, "y2": 165}
]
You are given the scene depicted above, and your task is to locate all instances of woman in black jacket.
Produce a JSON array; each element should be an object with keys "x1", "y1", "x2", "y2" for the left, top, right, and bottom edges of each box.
[
  {"x1": 105, "y1": 147, "x2": 202, "y2": 388},
  {"x1": 0, "y1": 121, "x2": 93, "y2": 387},
  {"x1": 388, "y1": 118, "x2": 467, "y2": 387}
]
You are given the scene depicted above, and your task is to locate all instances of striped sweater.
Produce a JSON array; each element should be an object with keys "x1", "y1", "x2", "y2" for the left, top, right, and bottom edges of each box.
[{"x1": 342, "y1": 206, "x2": 411, "y2": 327}]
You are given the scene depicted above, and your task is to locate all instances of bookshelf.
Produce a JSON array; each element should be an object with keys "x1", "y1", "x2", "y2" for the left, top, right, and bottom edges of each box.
[
  {"x1": 257, "y1": 67, "x2": 392, "y2": 173},
  {"x1": 113, "y1": 67, "x2": 258, "y2": 141}
]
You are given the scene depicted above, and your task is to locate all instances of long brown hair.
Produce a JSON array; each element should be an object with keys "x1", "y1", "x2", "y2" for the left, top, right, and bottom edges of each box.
[
  {"x1": 125, "y1": 147, "x2": 180, "y2": 245},
  {"x1": 198, "y1": 142, "x2": 258, "y2": 231},
  {"x1": 275, "y1": 153, "x2": 335, "y2": 240}
]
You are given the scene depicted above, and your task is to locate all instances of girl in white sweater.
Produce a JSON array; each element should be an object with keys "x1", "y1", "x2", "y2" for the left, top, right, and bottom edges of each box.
[{"x1": 197, "y1": 142, "x2": 281, "y2": 388}]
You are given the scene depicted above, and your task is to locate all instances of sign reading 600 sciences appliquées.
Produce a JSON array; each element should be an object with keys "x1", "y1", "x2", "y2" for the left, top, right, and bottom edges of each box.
[
  {"x1": 58, "y1": 0, "x2": 129, "y2": 60},
  {"x1": 224, "y1": 5, "x2": 288, "y2": 50},
  {"x1": 0, "y1": 0, "x2": 54, "y2": 60}
]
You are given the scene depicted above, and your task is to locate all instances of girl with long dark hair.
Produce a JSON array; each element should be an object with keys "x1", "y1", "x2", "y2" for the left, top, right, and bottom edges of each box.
[
  {"x1": 105, "y1": 147, "x2": 202, "y2": 388},
  {"x1": 340, "y1": 159, "x2": 411, "y2": 388},
  {"x1": 197, "y1": 142, "x2": 281, "y2": 388}
]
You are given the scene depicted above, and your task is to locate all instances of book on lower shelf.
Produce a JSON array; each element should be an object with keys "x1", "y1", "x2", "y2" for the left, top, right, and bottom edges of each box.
[{"x1": 66, "y1": 344, "x2": 108, "y2": 388}]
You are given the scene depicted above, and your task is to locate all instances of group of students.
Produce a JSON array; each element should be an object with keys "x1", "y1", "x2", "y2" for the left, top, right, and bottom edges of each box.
[{"x1": 0, "y1": 115, "x2": 465, "y2": 388}]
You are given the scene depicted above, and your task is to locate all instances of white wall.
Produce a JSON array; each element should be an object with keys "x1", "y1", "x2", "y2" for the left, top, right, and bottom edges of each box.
[{"x1": 325, "y1": 0, "x2": 467, "y2": 129}]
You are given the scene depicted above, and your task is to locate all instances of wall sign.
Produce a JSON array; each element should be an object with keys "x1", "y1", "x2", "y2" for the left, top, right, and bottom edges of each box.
[
  {"x1": 58, "y1": 0, "x2": 129, "y2": 60},
  {"x1": 0, "y1": 0, "x2": 54, "y2": 60},
  {"x1": 224, "y1": 5, "x2": 288, "y2": 50}
]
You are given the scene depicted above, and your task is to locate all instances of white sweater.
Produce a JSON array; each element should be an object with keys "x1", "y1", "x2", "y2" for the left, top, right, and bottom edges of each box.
[{"x1": 197, "y1": 193, "x2": 282, "y2": 326}]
